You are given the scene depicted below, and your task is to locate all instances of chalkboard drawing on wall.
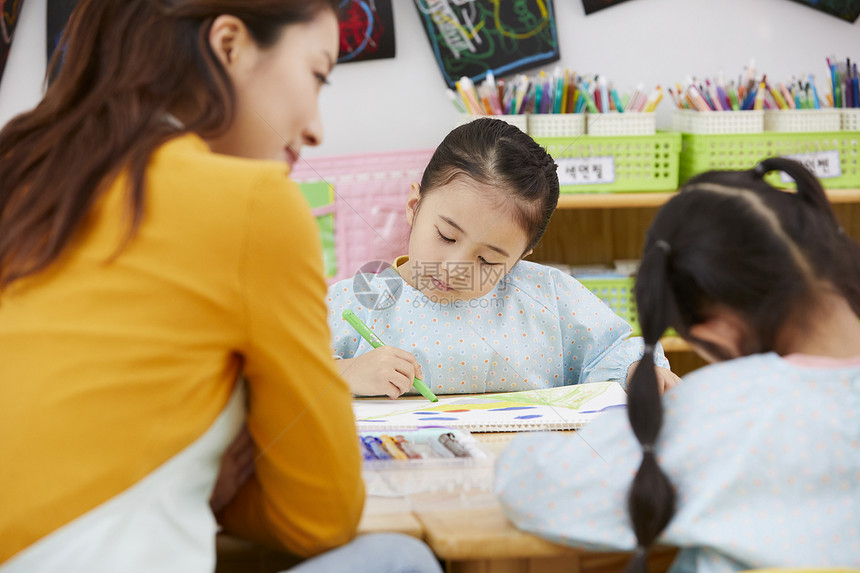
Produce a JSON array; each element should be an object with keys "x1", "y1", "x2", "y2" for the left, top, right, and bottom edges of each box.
[
  {"x1": 1, "y1": 0, "x2": 25, "y2": 86},
  {"x1": 338, "y1": 0, "x2": 396, "y2": 63},
  {"x1": 47, "y1": 0, "x2": 79, "y2": 83},
  {"x1": 413, "y1": 0, "x2": 560, "y2": 88},
  {"x1": 582, "y1": 0, "x2": 635, "y2": 15},
  {"x1": 786, "y1": 0, "x2": 860, "y2": 22}
]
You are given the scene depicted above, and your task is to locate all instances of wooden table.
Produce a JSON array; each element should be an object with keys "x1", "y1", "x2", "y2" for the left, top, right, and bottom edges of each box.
[
  {"x1": 356, "y1": 433, "x2": 678, "y2": 573},
  {"x1": 218, "y1": 428, "x2": 679, "y2": 573}
]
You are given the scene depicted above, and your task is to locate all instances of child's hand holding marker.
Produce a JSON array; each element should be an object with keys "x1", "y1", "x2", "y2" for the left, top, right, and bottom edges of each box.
[
  {"x1": 340, "y1": 310, "x2": 438, "y2": 401},
  {"x1": 336, "y1": 346, "x2": 424, "y2": 400}
]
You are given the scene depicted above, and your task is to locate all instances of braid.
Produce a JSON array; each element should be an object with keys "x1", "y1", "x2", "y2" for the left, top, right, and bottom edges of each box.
[
  {"x1": 541, "y1": 153, "x2": 559, "y2": 189},
  {"x1": 539, "y1": 152, "x2": 557, "y2": 171},
  {"x1": 626, "y1": 240, "x2": 678, "y2": 573}
]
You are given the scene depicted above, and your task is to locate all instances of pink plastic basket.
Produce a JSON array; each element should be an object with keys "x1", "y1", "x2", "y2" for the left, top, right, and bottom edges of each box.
[{"x1": 291, "y1": 149, "x2": 435, "y2": 283}]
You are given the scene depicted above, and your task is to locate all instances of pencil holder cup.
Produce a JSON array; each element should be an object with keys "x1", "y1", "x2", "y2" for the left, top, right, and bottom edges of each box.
[
  {"x1": 672, "y1": 110, "x2": 764, "y2": 134},
  {"x1": 586, "y1": 112, "x2": 656, "y2": 136},
  {"x1": 458, "y1": 113, "x2": 527, "y2": 133},
  {"x1": 841, "y1": 109, "x2": 860, "y2": 131},
  {"x1": 527, "y1": 113, "x2": 586, "y2": 138},
  {"x1": 764, "y1": 109, "x2": 841, "y2": 133}
]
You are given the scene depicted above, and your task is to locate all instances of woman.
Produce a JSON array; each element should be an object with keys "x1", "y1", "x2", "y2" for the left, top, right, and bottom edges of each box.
[{"x1": 0, "y1": 1, "x2": 439, "y2": 572}]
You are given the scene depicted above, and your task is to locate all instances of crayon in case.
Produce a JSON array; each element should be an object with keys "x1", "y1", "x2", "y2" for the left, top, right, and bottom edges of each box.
[{"x1": 359, "y1": 427, "x2": 494, "y2": 496}]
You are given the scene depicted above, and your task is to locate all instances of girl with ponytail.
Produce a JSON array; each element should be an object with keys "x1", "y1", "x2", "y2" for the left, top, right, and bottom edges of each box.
[
  {"x1": 0, "y1": 1, "x2": 441, "y2": 571},
  {"x1": 497, "y1": 158, "x2": 860, "y2": 572},
  {"x1": 327, "y1": 118, "x2": 680, "y2": 399}
]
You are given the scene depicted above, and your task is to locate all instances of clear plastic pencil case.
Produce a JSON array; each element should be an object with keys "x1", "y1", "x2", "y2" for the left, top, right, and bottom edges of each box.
[{"x1": 359, "y1": 427, "x2": 494, "y2": 496}]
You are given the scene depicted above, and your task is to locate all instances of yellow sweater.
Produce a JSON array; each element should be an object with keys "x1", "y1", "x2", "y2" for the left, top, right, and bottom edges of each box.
[{"x1": 0, "y1": 134, "x2": 364, "y2": 564}]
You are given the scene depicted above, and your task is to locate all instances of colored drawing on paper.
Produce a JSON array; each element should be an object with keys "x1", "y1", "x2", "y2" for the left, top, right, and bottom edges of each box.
[
  {"x1": 1, "y1": 0, "x2": 25, "y2": 85},
  {"x1": 338, "y1": 0, "x2": 396, "y2": 63},
  {"x1": 581, "y1": 0, "x2": 635, "y2": 15},
  {"x1": 413, "y1": 0, "x2": 560, "y2": 89},
  {"x1": 354, "y1": 382, "x2": 625, "y2": 430},
  {"x1": 785, "y1": 0, "x2": 860, "y2": 22}
]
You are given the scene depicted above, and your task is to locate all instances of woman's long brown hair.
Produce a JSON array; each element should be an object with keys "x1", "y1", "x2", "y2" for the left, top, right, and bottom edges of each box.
[{"x1": 0, "y1": 0, "x2": 336, "y2": 290}]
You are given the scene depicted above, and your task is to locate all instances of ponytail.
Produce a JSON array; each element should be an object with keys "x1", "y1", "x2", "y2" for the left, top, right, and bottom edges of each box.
[
  {"x1": 751, "y1": 158, "x2": 860, "y2": 316},
  {"x1": 752, "y1": 157, "x2": 838, "y2": 226},
  {"x1": 626, "y1": 240, "x2": 677, "y2": 573}
]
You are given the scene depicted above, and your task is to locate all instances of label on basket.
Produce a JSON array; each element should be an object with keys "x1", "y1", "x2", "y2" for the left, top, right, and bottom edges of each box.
[
  {"x1": 779, "y1": 151, "x2": 841, "y2": 182},
  {"x1": 556, "y1": 156, "x2": 615, "y2": 185}
]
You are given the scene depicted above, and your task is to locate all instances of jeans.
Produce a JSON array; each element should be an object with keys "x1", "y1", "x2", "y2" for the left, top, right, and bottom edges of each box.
[{"x1": 284, "y1": 533, "x2": 443, "y2": 573}]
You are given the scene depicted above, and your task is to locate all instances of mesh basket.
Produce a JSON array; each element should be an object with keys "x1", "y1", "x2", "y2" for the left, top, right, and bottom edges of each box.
[
  {"x1": 680, "y1": 131, "x2": 860, "y2": 188},
  {"x1": 764, "y1": 109, "x2": 841, "y2": 133},
  {"x1": 586, "y1": 112, "x2": 656, "y2": 136},
  {"x1": 672, "y1": 110, "x2": 764, "y2": 134},
  {"x1": 841, "y1": 109, "x2": 860, "y2": 131},
  {"x1": 577, "y1": 276, "x2": 679, "y2": 339},
  {"x1": 536, "y1": 132, "x2": 681, "y2": 193},
  {"x1": 527, "y1": 114, "x2": 586, "y2": 137},
  {"x1": 578, "y1": 276, "x2": 640, "y2": 336},
  {"x1": 458, "y1": 113, "x2": 527, "y2": 132}
]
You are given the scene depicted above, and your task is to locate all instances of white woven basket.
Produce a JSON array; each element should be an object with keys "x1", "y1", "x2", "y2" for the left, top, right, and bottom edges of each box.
[
  {"x1": 841, "y1": 109, "x2": 860, "y2": 131},
  {"x1": 527, "y1": 114, "x2": 586, "y2": 137},
  {"x1": 586, "y1": 112, "x2": 655, "y2": 136},
  {"x1": 764, "y1": 109, "x2": 841, "y2": 133},
  {"x1": 672, "y1": 110, "x2": 764, "y2": 134}
]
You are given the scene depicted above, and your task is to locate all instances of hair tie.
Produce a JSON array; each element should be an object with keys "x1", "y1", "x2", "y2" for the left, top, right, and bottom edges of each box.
[
  {"x1": 162, "y1": 112, "x2": 185, "y2": 130},
  {"x1": 641, "y1": 444, "x2": 655, "y2": 454},
  {"x1": 643, "y1": 343, "x2": 656, "y2": 355},
  {"x1": 837, "y1": 226, "x2": 846, "y2": 236},
  {"x1": 635, "y1": 544, "x2": 648, "y2": 556},
  {"x1": 752, "y1": 162, "x2": 769, "y2": 178},
  {"x1": 654, "y1": 240, "x2": 671, "y2": 254}
]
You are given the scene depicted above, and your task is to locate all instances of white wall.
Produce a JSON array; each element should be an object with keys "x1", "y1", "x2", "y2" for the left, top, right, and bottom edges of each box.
[
  {"x1": 2, "y1": 0, "x2": 857, "y2": 157},
  {"x1": 0, "y1": 0, "x2": 46, "y2": 128}
]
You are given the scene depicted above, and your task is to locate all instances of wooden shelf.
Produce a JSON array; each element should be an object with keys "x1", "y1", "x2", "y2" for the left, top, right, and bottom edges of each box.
[
  {"x1": 557, "y1": 192, "x2": 676, "y2": 209},
  {"x1": 659, "y1": 336, "x2": 691, "y2": 352},
  {"x1": 547, "y1": 187, "x2": 859, "y2": 370},
  {"x1": 556, "y1": 188, "x2": 860, "y2": 210}
]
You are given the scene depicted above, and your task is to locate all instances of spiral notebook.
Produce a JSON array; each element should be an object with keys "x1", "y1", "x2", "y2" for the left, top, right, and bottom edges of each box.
[{"x1": 353, "y1": 382, "x2": 627, "y2": 432}]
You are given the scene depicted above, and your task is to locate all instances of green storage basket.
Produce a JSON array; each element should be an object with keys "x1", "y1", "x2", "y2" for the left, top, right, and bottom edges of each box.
[
  {"x1": 578, "y1": 276, "x2": 641, "y2": 336},
  {"x1": 578, "y1": 275, "x2": 679, "y2": 339},
  {"x1": 680, "y1": 131, "x2": 860, "y2": 188},
  {"x1": 536, "y1": 132, "x2": 681, "y2": 193}
]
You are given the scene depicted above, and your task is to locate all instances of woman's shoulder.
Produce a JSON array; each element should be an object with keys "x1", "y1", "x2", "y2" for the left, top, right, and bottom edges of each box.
[
  {"x1": 149, "y1": 133, "x2": 298, "y2": 201},
  {"x1": 146, "y1": 133, "x2": 310, "y2": 226},
  {"x1": 135, "y1": 133, "x2": 317, "y2": 264}
]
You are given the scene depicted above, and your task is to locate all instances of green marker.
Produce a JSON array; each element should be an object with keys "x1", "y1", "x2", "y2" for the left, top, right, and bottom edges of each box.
[
  {"x1": 342, "y1": 309, "x2": 438, "y2": 402},
  {"x1": 578, "y1": 84, "x2": 600, "y2": 114}
]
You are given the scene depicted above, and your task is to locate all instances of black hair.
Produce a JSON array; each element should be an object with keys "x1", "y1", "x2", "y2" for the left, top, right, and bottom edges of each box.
[
  {"x1": 418, "y1": 118, "x2": 560, "y2": 255},
  {"x1": 625, "y1": 157, "x2": 860, "y2": 572}
]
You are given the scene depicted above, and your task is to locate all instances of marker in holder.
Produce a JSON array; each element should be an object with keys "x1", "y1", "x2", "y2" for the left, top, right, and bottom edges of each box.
[{"x1": 359, "y1": 427, "x2": 493, "y2": 496}]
